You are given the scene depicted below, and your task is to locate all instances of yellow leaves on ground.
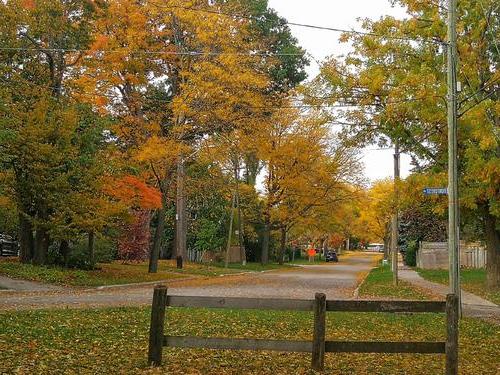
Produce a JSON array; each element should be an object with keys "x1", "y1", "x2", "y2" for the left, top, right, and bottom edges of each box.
[{"x1": 0, "y1": 306, "x2": 498, "y2": 374}]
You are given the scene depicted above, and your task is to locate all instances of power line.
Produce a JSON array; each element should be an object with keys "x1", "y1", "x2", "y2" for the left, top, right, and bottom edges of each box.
[
  {"x1": 0, "y1": 77, "x2": 435, "y2": 110},
  {"x1": 0, "y1": 72, "x2": 457, "y2": 111},
  {"x1": 0, "y1": 47, "x2": 305, "y2": 57},
  {"x1": 478, "y1": 0, "x2": 500, "y2": 57},
  {"x1": 152, "y1": 3, "x2": 444, "y2": 45}
]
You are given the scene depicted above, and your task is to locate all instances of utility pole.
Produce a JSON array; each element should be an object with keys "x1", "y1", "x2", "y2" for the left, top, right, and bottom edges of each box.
[
  {"x1": 447, "y1": 0, "x2": 461, "y2": 310},
  {"x1": 175, "y1": 157, "x2": 187, "y2": 261},
  {"x1": 391, "y1": 141, "x2": 400, "y2": 286}
]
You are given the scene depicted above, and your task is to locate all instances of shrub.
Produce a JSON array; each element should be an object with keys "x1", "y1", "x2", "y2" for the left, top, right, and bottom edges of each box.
[{"x1": 404, "y1": 240, "x2": 418, "y2": 267}]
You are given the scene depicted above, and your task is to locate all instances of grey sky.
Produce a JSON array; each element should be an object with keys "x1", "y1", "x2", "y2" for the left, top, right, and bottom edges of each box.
[{"x1": 268, "y1": 0, "x2": 412, "y2": 182}]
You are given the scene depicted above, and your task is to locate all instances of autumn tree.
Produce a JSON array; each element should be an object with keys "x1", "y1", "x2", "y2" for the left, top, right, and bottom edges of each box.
[
  {"x1": 0, "y1": 0, "x2": 117, "y2": 265},
  {"x1": 358, "y1": 180, "x2": 394, "y2": 258},
  {"x1": 307, "y1": 0, "x2": 499, "y2": 286},
  {"x1": 0, "y1": 0, "x2": 160, "y2": 267},
  {"x1": 255, "y1": 104, "x2": 364, "y2": 263}
]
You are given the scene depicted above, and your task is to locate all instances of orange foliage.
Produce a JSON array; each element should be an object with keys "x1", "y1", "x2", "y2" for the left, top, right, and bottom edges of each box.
[
  {"x1": 105, "y1": 175, "x2": 161, "y2": 209},
  {"x1": 21, "y1": 0, "x2": 35, "y2": 10},
  {"x1": 329, "y1": 233, "x2": 345, "y2": 249}
]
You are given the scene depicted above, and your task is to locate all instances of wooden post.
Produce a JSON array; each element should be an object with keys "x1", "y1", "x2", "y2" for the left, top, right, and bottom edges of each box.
[
  {"x1": 446, "y1": 294, "x2": 459, "y2": 375},
  {"x1": 311, "y1": 293, "x2": 326, "y2": 371},
  {"x1": 176, "y1": 255, "x2": 183, "y2": 269},
  {"x1": 148, "y1": 285, "x2": 168, "y2": 367}
]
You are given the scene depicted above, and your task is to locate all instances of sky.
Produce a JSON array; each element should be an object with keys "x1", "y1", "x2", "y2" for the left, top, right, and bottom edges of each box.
[{"x1": 267, "y1": 0, "x2": 412, "y2": 182}]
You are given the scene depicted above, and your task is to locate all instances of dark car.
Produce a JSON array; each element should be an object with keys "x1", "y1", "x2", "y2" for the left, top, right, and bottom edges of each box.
[
  {"x1": 325, "y1": 251, "x2": 338, "y2": 262},
  {"x1": 0, "y1": 234, "x2": 19, "y2": 257}
]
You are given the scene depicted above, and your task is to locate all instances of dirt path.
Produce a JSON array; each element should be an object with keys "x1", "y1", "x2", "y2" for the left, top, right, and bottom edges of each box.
[{"x1": 0, "y1": 252, "x2": 380, "y2": 310}]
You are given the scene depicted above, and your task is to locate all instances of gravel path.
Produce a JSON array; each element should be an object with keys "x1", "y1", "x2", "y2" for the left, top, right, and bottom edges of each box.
[{"x1": 0, "y1": 252, "x2": 380, "y2": 310}]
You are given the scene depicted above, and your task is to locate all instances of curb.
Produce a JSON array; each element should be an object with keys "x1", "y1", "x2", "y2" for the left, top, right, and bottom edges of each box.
[
  {"x1": 89, "y1": 269, "x2": 269, "y2": 291},
  {"x1": 90, "y1": 276, "x2": 200, "y2": 291}
]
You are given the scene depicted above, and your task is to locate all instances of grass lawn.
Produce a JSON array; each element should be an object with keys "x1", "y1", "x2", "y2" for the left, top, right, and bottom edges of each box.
[
  {"x1": 1, "y1": 306, "x2": 498, "y2": 374},
  {"x1": 359, "y1": 263, "x2": 436, "y2": 300},
  {"x1": 0, "y1": 258, "x2": 292, "y2": 288},
  {"x1": 417, "y1": 268, "x2": 500, "y2": 305},
  {"x1": 0, "y1": 258, "x2": 186, "y2": 287}
]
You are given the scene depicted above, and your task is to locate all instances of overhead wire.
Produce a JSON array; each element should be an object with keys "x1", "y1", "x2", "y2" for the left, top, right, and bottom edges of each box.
[
  {"x1": 151, "y1": 3, "x2": 445, "y2": 45},
  {"x1": 0, "y1": 47, "x2": 305, "y2": 57}
]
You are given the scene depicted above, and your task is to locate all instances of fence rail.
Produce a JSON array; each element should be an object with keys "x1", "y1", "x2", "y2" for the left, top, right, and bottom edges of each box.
[{"x1": 148, "y1": 286, "x2": 458, "y2": 374}]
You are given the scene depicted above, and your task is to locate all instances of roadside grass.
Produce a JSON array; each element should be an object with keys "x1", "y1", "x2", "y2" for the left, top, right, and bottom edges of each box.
[
  {"x1": 0, "y1": 258, "x2": 293, "y2": 288},
  {"x1": 417, "y1": 268, "x2": 500, "y2": 305},
  {"x1": 0, "y1": 259, "x2": 186, "y2": 287},
  {"x1": 1, "y1": 306, "x2": 498, "y2": 374},
  {"x1": 359, "y1": 263, "x2": 435, "y2": 300}
]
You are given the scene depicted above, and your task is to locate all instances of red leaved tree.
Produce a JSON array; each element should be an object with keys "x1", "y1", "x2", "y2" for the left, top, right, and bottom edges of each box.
[
  {"x1": 117, "y1": 210, "x2": 151, "y2": 263},
  {"x1": 105, "y1": 175, "x2": 161, "y2": 262}
]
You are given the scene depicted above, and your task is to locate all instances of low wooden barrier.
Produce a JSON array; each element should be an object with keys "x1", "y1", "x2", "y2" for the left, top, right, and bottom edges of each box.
[{"x1": 148, "y1": 286, "x2": 458, "y2": 374}]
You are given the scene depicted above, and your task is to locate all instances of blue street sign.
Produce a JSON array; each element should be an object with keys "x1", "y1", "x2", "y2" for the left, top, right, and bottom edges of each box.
[{"x1": 423, "y1": 187, "x2": 448, "y2": 196}]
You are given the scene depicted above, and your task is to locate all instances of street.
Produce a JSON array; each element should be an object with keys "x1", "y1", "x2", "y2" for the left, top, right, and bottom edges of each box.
[{"x1": 0, "y1": 252, "x2": 380, "y2": 310}]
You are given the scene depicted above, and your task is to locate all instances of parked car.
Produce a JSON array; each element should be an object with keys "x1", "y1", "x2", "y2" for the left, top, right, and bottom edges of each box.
[
  {"x1": 367, "y1": 243, "x2": 384, "y2": 252},
  {"x1": 0, "y1": 234, "x2": 19, "y2": 257},
  {"x1": 325, "y1": 251, "x2": 338, "y2": 262}
]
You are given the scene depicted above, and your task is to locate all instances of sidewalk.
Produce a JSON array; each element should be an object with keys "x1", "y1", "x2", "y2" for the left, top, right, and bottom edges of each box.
[{"x1": 399, "y1": 265, "x2": 500, "y2": 322}]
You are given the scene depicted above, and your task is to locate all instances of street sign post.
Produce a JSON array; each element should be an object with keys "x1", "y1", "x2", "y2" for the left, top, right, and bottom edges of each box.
[{"x1": 423, "y1": 188, "x2": 448, "y2": 196}]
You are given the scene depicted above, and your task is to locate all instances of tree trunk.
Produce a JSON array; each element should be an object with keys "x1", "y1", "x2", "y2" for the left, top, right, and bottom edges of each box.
[
  {"x1": 383, "y1": 235, "x2": 390, "y2": 261},
  {"x1": 33, "y1": 227, "x2": 49, "y2": 265},
  {"x1": 149, "y1": 207, "x2": 166, "y2": 273},
  {"x1": 278, "y1": 226, "x2": 286, "y2": 265},
  {"x1": 235, "y1": 164, "x2": 246, "y2": 265},
  {"x1": 19, "y1": 214, "x2": 34, "y2": 263},
  {"x1": 175, "y1": 158, "x2": 187, "y2": 261},
  {"x1": 60, "y1": 240, "x2": 70, "y2": 268},
  {"x1": 261, "y1": 219, "x2": 270, "y2": 265},
  {"x1": 88, "y1": 231, "x2": 95, "y2": 267},
  {"x1": 484, "y1": 207, "x2": 500, "y2": 289},
  {"x1": 225, "y1": 192, "x2": 236, "y2": 268},
  {"x1": 383, "y1": 221, "x2": 391, "y2": 261}
]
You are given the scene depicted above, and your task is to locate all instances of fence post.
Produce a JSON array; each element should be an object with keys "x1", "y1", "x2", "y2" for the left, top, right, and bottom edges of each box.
[
  {"x1": 445, "y1": 293, "x2": 458, "y2": 375},
  {"x1": 311, "y1": 293, "x2": 326, "y2": 371},
  {"x1": 148, "y1": 285, "x2": 168, "y2": 367}
]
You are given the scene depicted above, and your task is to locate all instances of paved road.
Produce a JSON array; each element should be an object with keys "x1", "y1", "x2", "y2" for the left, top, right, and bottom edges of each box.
[
  {"x1": 0, "y1": 275, "x2": 64, "y2": 292},
  {"x1": 0, "y1": 252, "x2": 380, "y2": 310}
]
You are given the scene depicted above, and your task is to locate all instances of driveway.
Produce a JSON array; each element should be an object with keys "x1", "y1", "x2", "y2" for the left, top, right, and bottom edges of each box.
[{"x1": 0, "y1": 252, "x2": 380, "y2": 310}]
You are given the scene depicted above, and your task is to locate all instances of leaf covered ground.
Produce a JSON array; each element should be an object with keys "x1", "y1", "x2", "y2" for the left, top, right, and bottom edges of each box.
[
  {"x1": 0, "y1": 258, "x2": 293, "y2": 288},
  {"x1": 417, "y1": 268, "x2": 500, "y2": 305},
  {"x1": 359, "y1": 263, "x2": 436, "y2": 300},
  {"x1": 1, "y1": 306, "x2": 498, "y2": 374}
]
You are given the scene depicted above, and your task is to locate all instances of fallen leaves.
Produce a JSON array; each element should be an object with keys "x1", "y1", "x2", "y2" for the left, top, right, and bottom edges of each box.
[{"x1": 0, "y1": 307, "x2": 498, "y2": 374}]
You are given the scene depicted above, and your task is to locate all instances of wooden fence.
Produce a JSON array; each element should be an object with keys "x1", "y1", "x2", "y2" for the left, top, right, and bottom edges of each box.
[
  {"x1": 148, "y1": 286, "x2": 458, "y2": 374},
  {"x1": 417, "y1": 241, "x2": 486, "y2": 269}
]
